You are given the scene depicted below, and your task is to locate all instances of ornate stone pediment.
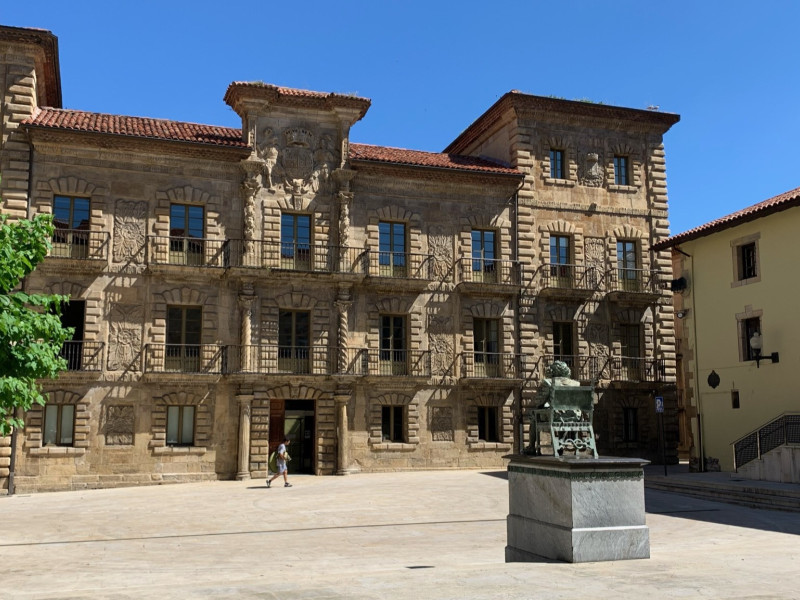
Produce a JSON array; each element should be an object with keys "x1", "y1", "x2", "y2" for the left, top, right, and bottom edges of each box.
[{"x1": 579, "y1": 152, "x2": 604, "y2": 187}]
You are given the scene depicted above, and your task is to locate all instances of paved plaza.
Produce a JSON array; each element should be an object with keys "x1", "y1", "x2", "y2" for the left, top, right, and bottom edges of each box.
[{"x1": 2, "y1": 469, "x2": 800, "y2": 599}]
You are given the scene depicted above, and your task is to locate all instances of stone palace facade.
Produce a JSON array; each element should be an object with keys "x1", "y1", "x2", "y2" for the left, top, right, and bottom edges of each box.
[{"x1": 1, "y1": 25, "x2": 680, "y2": 492}]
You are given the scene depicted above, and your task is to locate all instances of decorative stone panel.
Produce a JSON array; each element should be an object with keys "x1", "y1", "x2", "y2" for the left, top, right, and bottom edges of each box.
[
  {"x1": 112, "y1": 200, "x2": 147, "y2": 264},
  {"x1": 106, "y1": 303, "x2": 143, "y2": 371},
  {"x1": 103, "y1": 405, "x2": 135, "y2": 445},
  {"x1": 429, "y1": 406, "x2": 454, "y2": 442}
]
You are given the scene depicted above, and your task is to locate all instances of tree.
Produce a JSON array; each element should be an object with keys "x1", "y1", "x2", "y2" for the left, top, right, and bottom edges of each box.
[{"x1": 0, "y1": 213, "x2": 72, "y2": 436}]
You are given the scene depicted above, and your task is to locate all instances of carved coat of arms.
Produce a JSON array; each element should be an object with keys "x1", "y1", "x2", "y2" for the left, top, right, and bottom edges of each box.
[{"x1": 257, "y1": 127, "x2": 339, "y2": 198}]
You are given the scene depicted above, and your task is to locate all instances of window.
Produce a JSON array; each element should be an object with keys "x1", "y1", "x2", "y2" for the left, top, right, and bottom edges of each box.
[
  {"x1": 279, "y1": 310, "x2": 310, "y2": 373},
  {"x1": 477, "y1": 406, "x2": 499, "y2": 442},
  {"x1": 622, "y1": 407, "x2": 638, "y2": 442},
  {"x1": 550, "y1": 148, "x2": 565, "y2": 179},
  {"x1": 43, "y1": 404, "x2": 75, "y2": 446},
  {"x1": 381, "y1": 405, "x2": 404, "y2": 442},
  {"x1": 378, "y1": 221, "x2": 407, "y2": 277},
  {"x1": 380, "y1": 315, "x2": 407, "y2": 375},
  {"x1": 620, "y1": 323, "x2": 641, "y2": 380},
  {"x1": 738, "y1": 242, "x2": 757, "y2": 281},
  {"x1": 740, "y1": 317, "x2": 760, "y2": 361},
  {"x1": 731, "y1": 390, "x2": 740, "y2": 410},
  {"x1": 166, "y1": 405, "x2": 195, "y2": 446},
  {"x1": 52, "y1": 196, "x2": 90, "y2": 258},
  {"x1": 166, "y1": 306, "x2": 202, "y2": 372},
  {"x1": 281, "y1": 213, "x2": 312, "y2": 270},
  {"x1": 58, "y1": 300, "x2": 86, "y2": 371},
  {"x1": 553, "y1": 321, "x2": 574, "y2": 364},
  {"x1": 549, "y1": 235, "x2": 572, "y2": 285},
  {"x1": 617, "y1": 240, "x2": 639, "y2": 291},
  {"x1": 169, "y1": 204, "x2": 204, "y2": 265},
  {"x1": 474, "y1": 318, "x2": 500, "y2": 377},
  {"x1": 471, "y1": 229, "x2": 496, "y2": 282},
  {"x1": 613, "y1": 155, "x2": 630, "y2": 186}
]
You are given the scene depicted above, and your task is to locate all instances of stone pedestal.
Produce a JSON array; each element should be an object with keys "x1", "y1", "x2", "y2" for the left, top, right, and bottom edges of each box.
[{"x1": 505, "y1": 455, "x2": 650, "y2": 563}]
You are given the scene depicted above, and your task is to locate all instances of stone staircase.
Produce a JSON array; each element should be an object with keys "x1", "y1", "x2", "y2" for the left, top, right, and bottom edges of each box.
[{"x1": 644, "y1": 472, "x2": 800, "y2": 513}]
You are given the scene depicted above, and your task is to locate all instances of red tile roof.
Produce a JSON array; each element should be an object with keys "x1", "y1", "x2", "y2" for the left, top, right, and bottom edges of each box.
[
  {"x1": 23, "y1": 108, "x2": 248, "y2": 149},
  {"x1": 224, "y1": 82, "x2": 371, "y2": 122},
  {"x1": 349, "y1": 143, "x2": 521, "y2": 175},
  {"x1": 654, "y1": 186, "x2": 800, "y2": 250}
]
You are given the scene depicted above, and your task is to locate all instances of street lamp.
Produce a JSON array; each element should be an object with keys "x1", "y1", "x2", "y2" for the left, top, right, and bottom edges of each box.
[{"x1": 749, "y1": 331, "x2": 779, "y2": 368}]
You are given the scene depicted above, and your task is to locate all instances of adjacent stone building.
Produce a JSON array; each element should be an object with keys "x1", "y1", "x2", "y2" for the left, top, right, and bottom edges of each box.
[{"x1": 0, "y1": 25, "x2": 680, "y2": 492}]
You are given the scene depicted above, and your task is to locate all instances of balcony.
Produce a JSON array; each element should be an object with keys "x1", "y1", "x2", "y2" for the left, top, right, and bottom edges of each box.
[
  {"x1": 227, "y1": 345, "x2": 333, "y2": 375},
  {"x1": 147, "y1": 236, "x2": 227, "y2": 269},
  {"x1": 58, "y1": 341, "x2": 104, "y2": 372},
  {"x1": 143, "y1": 344, "x2": 226, "y2": 374},
  {"x1": 540, "y1": 354, "x2": 603, "y2": 383},
  {"x1": 608, "y1": 356, "x2": 665, "y2": 383},
  {"x1": 460, "y1": 352, "x2": 524, "y2": 380},
  {"x1": 46, "y1": 230, "x2": 109, "y2": 271},
  {"x1": 535, "y1": 263, "x2": 599, "y2": 300},
  {"x1": 224, "y1": 240, "x2": 369, "y2": 275},
  {"x1": 457, "y1": 258, "x2": 521, "y2": 292},
  {"x1": 367, "y1": 349, "x2": 431, "y2": 378},
  {"x1": 367, "y1": 252, "x2": 433, "y2": 282},
  {"x1": 605, "y1": 268, "x2": 665, "y2": 304}
]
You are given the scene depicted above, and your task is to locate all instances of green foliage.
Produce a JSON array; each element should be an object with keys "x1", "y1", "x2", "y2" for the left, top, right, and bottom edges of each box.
[{"x1": 0, "y1": 214, "x2": 72, "y2": 436}]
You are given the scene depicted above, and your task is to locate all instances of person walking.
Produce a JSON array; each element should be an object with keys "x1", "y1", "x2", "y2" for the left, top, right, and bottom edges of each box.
[{"x1": 267, "y1": 438, "x2": 292, "y2": 488}]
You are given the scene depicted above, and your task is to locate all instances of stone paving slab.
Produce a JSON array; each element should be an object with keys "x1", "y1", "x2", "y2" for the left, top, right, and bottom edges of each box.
[{"x1": 2, "y1": 470, "x2": 800, "y2": 599}]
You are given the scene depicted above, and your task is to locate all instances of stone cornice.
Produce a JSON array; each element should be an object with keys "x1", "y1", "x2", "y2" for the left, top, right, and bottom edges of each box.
[
  {"x1": 351, "y1": 159, "x2": 524, "y2": 187},
  {"x1": 0, "y1": 25, "x2": 61, "y2": 108},
  {"x1": 26, "y1": 127, "x2": 251, "y2": 162}
]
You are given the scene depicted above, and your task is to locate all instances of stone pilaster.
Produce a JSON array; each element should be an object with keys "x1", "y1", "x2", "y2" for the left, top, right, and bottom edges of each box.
[
  {"x1": 334, "y1": 387, "x2": 351, "y2": 475},
  {"x1": 335, "y1": 285, "x2": 352, "y2": 373},
  {"x1": 236, "y1": 393, "x2": 254, "y2": 480},
  {"x1": 239, "y1": 290, "x2": 256, "y2": 372}
]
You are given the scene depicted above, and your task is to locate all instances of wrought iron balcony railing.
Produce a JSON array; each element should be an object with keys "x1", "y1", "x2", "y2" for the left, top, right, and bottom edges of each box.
[
  {"x1": 540, "y1": 354, "x2": 603, "y2": 382},
  {"x1": 605, "y1": 268, "x2": 664, "y2": 295},
  {"x1": 537, "y1": 263, "x2": 600, "y2": 292},
  {"x1": 367, "y1": 349, "x2": 431, "y2": 377},
  {"x1": 368, "y1": 251, "x2": 433, "y2": 280},
  {"x1": 49, "y1": 229, "x2": 109, "y2": 261},
  {"x1": 333, "y1": 347, "x2": 370, "y2": 375},
  {"x1": 147, "y1": 236, "x2": 228, "y2": 268},
  {"x1": 58, "y1": 341, "x2": 104, "y2": 372},
  {"x1": 224, "y1": 240, "x2": 369, "y2": 274},
  {"x1": 144, "y1": 344, "x2": 227, "y2": 374},
  {"x1": 461, "y1": 352, "x2": 524, "y2": 379},
  {"x1": 458, "y1": 258, "x2": 521, "y2": 286},
  {"x1": 608, "y1": 356, "x2": 665, "y2": 382},
  {"x1": 227, "y1": 345, "x2": 333, "y2": 375}
]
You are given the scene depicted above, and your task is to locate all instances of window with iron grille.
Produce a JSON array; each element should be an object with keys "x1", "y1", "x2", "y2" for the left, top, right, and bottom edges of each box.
[
  {"x1": 52, "y1": 196, "x2": 90, "y2": 257},
  {"x1": 553, "y1": 322, "x2": 574, "y2": 364},
  {"x1": 380, "y1": 314, "x2": 407, "y2": 374},
  {"x1": 169, "y1": 204, "x2": 204, "y2": 264},
  {"x1": 381, "y1": 405, "x2": 404, "y2": 442},
  {"x1": 477, "y1": 406, "x2": 499, "y2": 442},
  {"x1": 471, "y1": 229, "x2": 496, "y2": 275},
  {"x1": 279, "y1": 311, "x2": 311, "y2": 373},
  {"x1": 379, "y1": 221, "x2": 407, "y2": 276},
  {"x1": 549, "y1": 148, "x2": 565, "y2": 179}
]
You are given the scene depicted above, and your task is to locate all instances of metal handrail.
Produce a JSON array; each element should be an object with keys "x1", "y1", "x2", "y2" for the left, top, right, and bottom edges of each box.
[
  {"x1": 143, "y1": 343, "x2": 227, "y2": 374},
  {"x1": 608, "y1": 356, "x2": 665, "y2": 382},
  {"x1": 368, "y1": 251, "x2": 433, "y2": 280},
  {"x1": 58, "y1": 340, "x2": 104, "y2": 372},
  {"x1": 460, "y1": 352, "x2": 524, "y2": 379},
  {"x1": 732, "y1": 412, "x2": 800, "y2": 470},
  {"x1": 540, "y1": 354, "x2": 603, "y2": 382}
]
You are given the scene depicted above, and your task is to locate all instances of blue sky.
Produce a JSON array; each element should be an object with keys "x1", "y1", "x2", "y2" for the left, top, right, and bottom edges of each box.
[{"x1": 5, "y1": 1, "x2": 799, "y2": 235}]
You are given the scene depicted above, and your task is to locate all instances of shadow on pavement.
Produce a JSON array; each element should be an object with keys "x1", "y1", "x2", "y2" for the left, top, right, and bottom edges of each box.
[{"x1": 645, "y1": 489, "x2": 800, "y2": 535}]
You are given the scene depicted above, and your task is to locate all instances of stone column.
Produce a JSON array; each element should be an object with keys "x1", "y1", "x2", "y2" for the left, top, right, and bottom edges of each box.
[
  {"x1": 236, "y1": 393, "x2": 254, "y2": 480},
  {"x1": 240, "y1": 157, "x2": 262, "y2": 264},
  {"x1": 335, "y1": 286, "x2": 352, "y2": 373},
  {"x1": 334, "y1": 387, "x2": 352, "y2": 475},
  {"x1": 239, "y1": 291, "x2": 256, "y2": 372},
  {"x1": 333, "y1": 168, "x2": 356, "y2": 272}
]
